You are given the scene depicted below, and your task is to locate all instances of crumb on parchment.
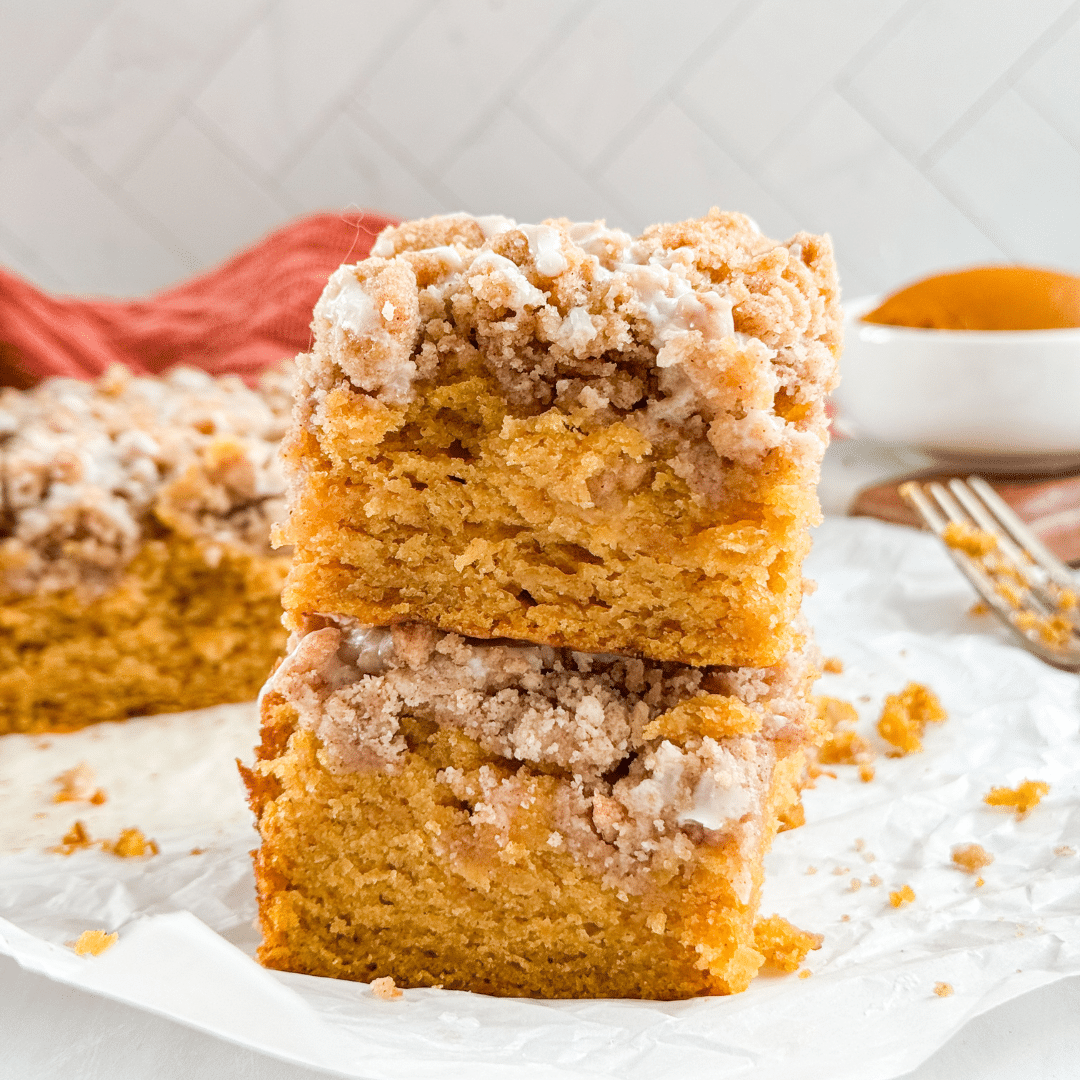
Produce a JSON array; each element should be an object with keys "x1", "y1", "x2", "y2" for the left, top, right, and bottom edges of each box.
[
  {"x1": 933, "y1": 982, "x2": 954, "y2": 998},
  {"x1": 878, "y1": 683, "x2": 946, "y2": 756},
  {"x1": 813, "y1": 696, "x2": 876, "y2": 781},
  {"x1": 823, "y1": 657, "x2": 844, "y2": 674},
  {"x1": 985, "y1": 780, "x2": 1049, "y2": 817},
  {"x1": 753, "y1": 914, "x2": 823, "y2": 972},
  {"x1": 371, "y1": 976, "x2": 402, "y2": 1000},
  {"x1": 102, "y1": 828, "x2": 159, "y2": 858},
  {"x1": 890, "y1": 885, "x2": 916, "y2": 908},
  {"x1": 71, "y1": 930, "x2": 117, "y2": 957},
  {"x1": 952, "y1": 843, "x2": 994, "y2": 873},
  {"x1": 52, "y1": 763, "x2": 107, "y2": 805},
  {"x1": 52, "y1": 822, "x2": 158, "y2": 857},
  {"x1": 1055, "y1": 845, "x2": 1077, "y2": 857}
]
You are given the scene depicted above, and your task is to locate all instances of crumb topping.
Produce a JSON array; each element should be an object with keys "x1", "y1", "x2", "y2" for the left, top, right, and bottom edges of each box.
[
  {"x1": 0, "y1": 363, "x2": 293, "y2": 598},
  {"x1": 302, "y1": 210, "x2": 840, "y2": 497},
  {"x1": 933, "y1": 981, "x2": 954, "y2": 998},
  {"x1": 262, "y1": 617, "x2": 816, "y2": 893}
]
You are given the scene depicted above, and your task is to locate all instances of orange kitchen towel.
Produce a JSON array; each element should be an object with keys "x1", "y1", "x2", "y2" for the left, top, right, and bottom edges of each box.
[{"x1": 0, "y1": 209, "x2": 397, "y2": 388}]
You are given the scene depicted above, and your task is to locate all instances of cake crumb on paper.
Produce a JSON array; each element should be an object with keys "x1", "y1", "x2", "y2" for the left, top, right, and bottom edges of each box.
[
  {"x1": 823, "y1": 657, "x2": 844, "y2": 674},
  {"x1": 890, "y1": 885, "x2": 916, "y2": 908},
  {"x1": 753, "y1": 915, "x2": 823, "y2": 972},
  {"x1": 848, "y1": 878, "x2": 862, "y2": 892},
  {"x1": 952, "y1": 843, "x2": 994, "y2": 873},
  {"x1": 52, "y1": 764, "x2": 106, "y2": 806},
  {"x1": 102, "y1": 828, "x2": 159, "y2": 858},
  {"x1": 52, "y1": 821, "x2": 94, "y2": 854},
  {"x1": 71, "y1": 930, "x2": 117, "y2": 957},
  {"x1": 985, "y1": 779, "x2": 1049, "y2": 817},
  {"x1": 798, "y1": 969, "x2": 812, "y2": 979},
  {"x1": 869, "y1": 874, "x2": 883, "y2": 887},
  {"x1": 933, "y1": 982, "x2": 954, "y2": 998},
  {"x1": 1055, "y1": 845, "x2": 1077, "y2": 857},
  {"x1": 813, "y1": 696, "x2": 876, "y2": 781},
  {"x1": 52, "y1": 823, "x2": 158, "y2": 858},
  {"x1": 878, "y1": 683, "x2": 946, "y2": 756},
  {"x1": 371, "y1": 976, "x2": 402, "y2": 1000},
  {"x1": 806, "y1": 866, "x2": 818, "y2": 875}
]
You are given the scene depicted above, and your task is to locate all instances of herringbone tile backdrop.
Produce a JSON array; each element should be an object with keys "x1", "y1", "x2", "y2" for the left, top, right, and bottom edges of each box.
[{"x1": 1, "y1": 0, "x2": 1077, "y2": 301}]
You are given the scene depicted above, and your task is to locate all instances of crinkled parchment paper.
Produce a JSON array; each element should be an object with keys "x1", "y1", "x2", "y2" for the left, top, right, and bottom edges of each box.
[{"x1": 1, "y1": 517, "x2": 1077, "y2": 1080}]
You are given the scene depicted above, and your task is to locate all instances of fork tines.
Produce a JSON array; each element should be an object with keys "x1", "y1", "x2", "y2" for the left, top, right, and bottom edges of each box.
[{"x1": 899, "y1": 476, "x2": 1080, "y2": 670}]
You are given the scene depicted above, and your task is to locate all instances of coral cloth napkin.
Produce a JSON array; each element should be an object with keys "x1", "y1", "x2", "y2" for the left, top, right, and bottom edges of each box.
[{"x1": 0, "y1": 210, "x2": 397, "y2": 388}]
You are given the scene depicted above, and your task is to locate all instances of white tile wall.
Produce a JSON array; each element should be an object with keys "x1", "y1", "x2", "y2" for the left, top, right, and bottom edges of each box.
[{"x1": 0, "y1": 0, "x2": 1077, "y2": 301}]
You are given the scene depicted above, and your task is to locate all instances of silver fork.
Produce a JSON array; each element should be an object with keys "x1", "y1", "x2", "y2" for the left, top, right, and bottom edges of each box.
[{"x1": 900, "y1": 476, "x2": 1080, "y2": 671}]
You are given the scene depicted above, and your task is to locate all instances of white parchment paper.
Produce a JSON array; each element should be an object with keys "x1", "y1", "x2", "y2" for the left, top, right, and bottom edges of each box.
[{"x1": 1, "y1": 516, "x2": 1078, "y2": 1080}]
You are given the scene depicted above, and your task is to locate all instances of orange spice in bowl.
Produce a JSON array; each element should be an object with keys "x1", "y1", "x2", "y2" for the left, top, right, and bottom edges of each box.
[{"x1": 862, "y1": 266, "x2": 1080, "y2": 331}]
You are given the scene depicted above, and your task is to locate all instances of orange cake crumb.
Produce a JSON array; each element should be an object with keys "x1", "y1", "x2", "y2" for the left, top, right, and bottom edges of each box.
[
  {"x1": 942, "y1": 521, "x2": 997, "y2": 557},
  {"x1": 969, "y1": 600, "x2": 990, "y2": 616},
  {"x1": 951, "y1": 843, "x2": 994, "y2": 873},
  {"x1": 1055, "y1": 845, "x2": 1077, "y2": 857},
  {"x1": 52, "y1": 764, "x2": 108, "y2": 806},
  {"x1": 72, "y1": 930, "x2": 117, "y2": 957},
  {"x1": 933, "y1": 981, "x2": 954, "y2": 998},
  {"x1": 371, "y1": 976, "x2": 403, "y2": 1000},
  {"x1": 869, "y1": 874, "x2": 883, "y2": 887},
  {"x1": 53, "y1": 820, "x2": 94, "y2": 854},
  {"x1": 798, "y1": 969, "x2": 812, "y2": 979},
  {"x1": 823, "y1": 657, "x2": 844, "y2": 674},
  {"x1": 753, "y1": 914, "x2": 823, "y2": 973},
  {"x1": 813, "y1": 696, "x2": 876, "y2": 780},
  {"x1": 890, "y1": 885, "x2": 916, "y2": 908},
  {"x1": 985, "y1": 779, "x2": 1049, "y2": 817},
  {"x1": 878, "y1": 683, "x2": 946, "y2": 756},
  {"x1": 975, "y1": 877, "x2": 985, "y2": 887},
  {"x1": 102, "y1": 828, "x2": 159, "y2": 858}
]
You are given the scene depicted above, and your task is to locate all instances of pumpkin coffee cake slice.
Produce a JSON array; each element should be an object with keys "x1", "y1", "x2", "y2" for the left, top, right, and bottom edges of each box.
[
  {"x1": 278, "y1": 210, "x2": 840, "y2": 669},
  {"x1": 243, "y1": 620, "x2": 823, "y2": 999},
  {"x1": 0, "y1": 364, "x2": 292, "y2": 734}
]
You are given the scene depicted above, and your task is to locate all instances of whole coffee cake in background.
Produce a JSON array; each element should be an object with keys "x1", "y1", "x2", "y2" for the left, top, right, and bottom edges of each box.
[
  {"x1": 246, "y1": 210, "x2": 840, "y2": 999},
  {"x1": 278, "y1": 209, "x2": 840, "y2": 668},
  {"x1": 0, "y1": 363, "x2": 293, "y2": 734}
]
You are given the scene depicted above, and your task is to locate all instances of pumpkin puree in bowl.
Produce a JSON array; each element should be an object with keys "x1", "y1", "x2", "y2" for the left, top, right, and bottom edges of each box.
[{"x1": 864, "y1": 266, "x2": 1080, "y2": 331}]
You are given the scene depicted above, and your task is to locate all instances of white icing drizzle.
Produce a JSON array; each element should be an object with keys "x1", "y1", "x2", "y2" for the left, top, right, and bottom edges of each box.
[
  {"x1": 315, "y1": 267, "x2": 381, "y2": 338},
  {"x1": 474, "y1": 214, "x2": 516, "y2": 239},
  {"x1": 518, "y1": 223, "x2": 569, "y2": 276},
  {"x1": 467, "y1": 251, "x2": 547, "y2": 310}
]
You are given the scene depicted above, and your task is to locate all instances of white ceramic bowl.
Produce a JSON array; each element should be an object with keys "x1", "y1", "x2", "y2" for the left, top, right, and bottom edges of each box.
[{"x1": 834, "y1": 296, "x2": 1080, "y2": 473}]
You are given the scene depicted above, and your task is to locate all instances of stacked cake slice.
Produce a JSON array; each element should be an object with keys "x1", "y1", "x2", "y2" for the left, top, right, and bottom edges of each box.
[{"x1": 244, "y1": 210, "x2": 841, "y2": 998}]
